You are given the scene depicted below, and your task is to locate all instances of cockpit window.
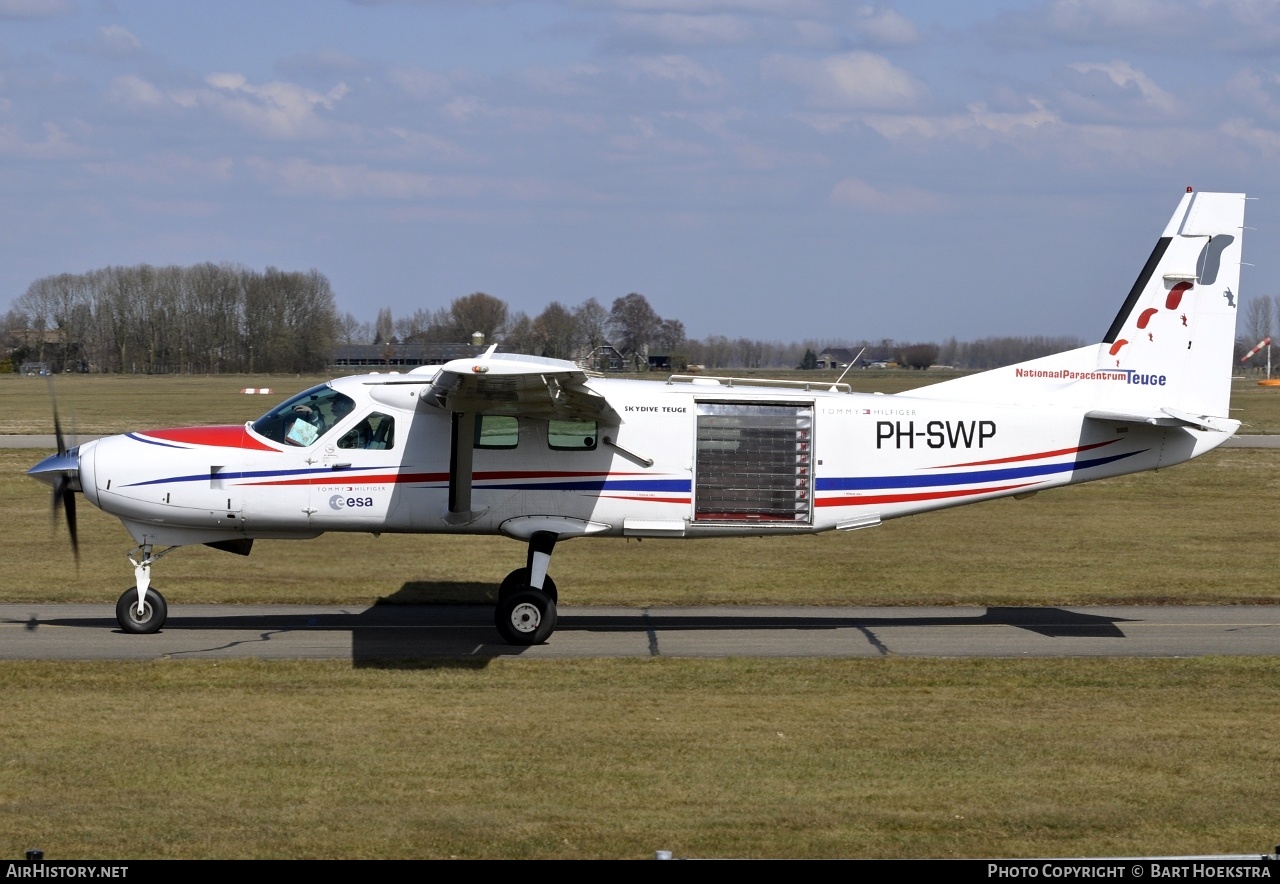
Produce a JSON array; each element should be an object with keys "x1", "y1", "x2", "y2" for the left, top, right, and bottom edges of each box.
[{"x1": 251, "y1": 385, "x2": 358, "y2": 447}]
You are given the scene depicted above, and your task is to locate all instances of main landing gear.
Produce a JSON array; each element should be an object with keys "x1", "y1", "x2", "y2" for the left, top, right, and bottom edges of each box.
[
  {"x1": 115, "y1": 544, "x2": 176, "y2": 634},
  {"x1": 494, "y1": 530, "x2": 559, "y2": 646}
]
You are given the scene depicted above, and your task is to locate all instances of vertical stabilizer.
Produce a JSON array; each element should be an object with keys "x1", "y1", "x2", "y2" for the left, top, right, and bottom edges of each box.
[{"x1": 909, "y1": 190, "x2": 1246, "y2": 422}]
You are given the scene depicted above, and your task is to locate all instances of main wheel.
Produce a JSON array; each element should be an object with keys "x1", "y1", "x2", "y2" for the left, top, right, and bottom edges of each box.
[
  {"x1": 115, "y1": 587, "x2": 167, "y2": 634},
  {"x1": 495, "y1": 588, "x2": 557, "y2": 646},
  {"x1": 498, "y1": 568, "x2": 558, "y2": 604}
]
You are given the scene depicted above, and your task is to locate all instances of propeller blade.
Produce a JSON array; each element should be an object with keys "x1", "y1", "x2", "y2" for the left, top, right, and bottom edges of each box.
[
  {"x1": 32, "y1": 378, "x2": 80, "y2": 564},
  {"x1": 63, "y1": 486, "x2": 79, "y2": 563},
  {"x1": 49, "y1": 378, "x2": 67, "y2": 456}
]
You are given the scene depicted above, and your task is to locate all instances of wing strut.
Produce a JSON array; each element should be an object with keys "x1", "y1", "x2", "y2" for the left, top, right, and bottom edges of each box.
[{"x1": 445, "y1": 411, "x2": 485, "y2": 525}]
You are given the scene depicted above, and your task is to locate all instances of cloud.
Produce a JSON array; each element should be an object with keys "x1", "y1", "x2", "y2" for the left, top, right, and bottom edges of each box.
[
  {"x1": 1220, "y1": 116, "x2": 1280, "y2": 154},
  {"x1": 106, "y1": 75, "x2": 171, "y2": 110},
  {"x1": 517, "y1": 63, "x2": 604, "y2": 97},
  {"x1": 1226, "y1": 68, "x2": 1280, "y2": 122},
  {"x1": 983, "y1": 0, "x2": 1280, "y2": 52},
  {"x1": 0, "y1": 120, "x2": 81, "y2": 158},
  {"x1": 87, "y1": 25, "x2": 143, "y2": 57},
  {"x1": 828, "y1": 177, "x2": 944, "y2": 213},
  {"x1": 613, "y1": 11, "x2": 757, "y2": 46},
  {"x1": 203, "y1": 73, "x2": 350, "y2": 139},
  {"x1": 630, "y1": 54, "x2": 726, "y2": 99},
  {"x1": 0, "y1": 0, "x2": 71, "y2": 20},
  {"x1": 1054, "y1": 61, "x2": 1180, "y2": 122},
  {"x1": 762, "y1": 51, "x2": 927, "y2": 110},
  {"x1": 276, "y1": 49, "x2": 368, "y2": 78},
  {"x1": 388, "y1": 66, "x2": 464, "y2": 100},
  {"x1": 245, "y1": 156, "x2": 552, "y2": 202},
  {"x1": 83, "y1": 154, "x2": 236, "y2": 188},
  {"x1": 850, "y1": 5, "x2": 919, "y2": 48},
  {"x1": 852, "y1": 100, "x2": 1062, "y2": 143},
  {"x1": 606, "y1": 0, "x2": 828, "y2": 13},
  {"x1": 105, "y1": 72, "x2": 353, "y2": 139}
]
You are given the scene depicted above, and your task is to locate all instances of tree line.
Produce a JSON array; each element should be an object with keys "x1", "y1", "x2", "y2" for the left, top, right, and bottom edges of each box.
[
  {"x1": 15, "y1": 260, "x2": 1256, "y2": 375},
  {"x1": 5, "y1": 264, "x2": 336, "y2": 374}
]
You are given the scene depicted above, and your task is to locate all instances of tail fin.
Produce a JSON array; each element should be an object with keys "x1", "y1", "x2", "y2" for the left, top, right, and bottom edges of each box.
[{"x1": 910, "y1": 190, "x2": 1246, "y2": 428}]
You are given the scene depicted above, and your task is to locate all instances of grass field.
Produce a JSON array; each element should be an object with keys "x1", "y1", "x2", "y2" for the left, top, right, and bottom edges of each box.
[
  {"x1": 3, "y1": 371, "x2": 1279, "y2": 860},
  {"x1": 3, "y1": 658, "x2": 1277, "y2": 860}
]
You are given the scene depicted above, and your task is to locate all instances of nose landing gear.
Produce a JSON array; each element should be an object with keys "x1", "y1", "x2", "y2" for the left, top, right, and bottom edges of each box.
[{"x1": 115, "y1": 544, "x2": 177, "y2": 634}]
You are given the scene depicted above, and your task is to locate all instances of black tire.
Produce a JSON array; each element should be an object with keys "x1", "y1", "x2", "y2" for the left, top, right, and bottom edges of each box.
[
  {"x1": 498, "y1": 568, "x2": 558, "y2": 604},
  {"x1": 116, "y1": 587, "x2": 167, "y2": 634},
  {"x1": 495, "y1": 589, "x2": 557, "y2": 645}
]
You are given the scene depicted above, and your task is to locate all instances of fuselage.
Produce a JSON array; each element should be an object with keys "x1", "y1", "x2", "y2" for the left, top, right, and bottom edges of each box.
[{"x1": 70, "y1": 372, "x2": 1211, "y2": 550}]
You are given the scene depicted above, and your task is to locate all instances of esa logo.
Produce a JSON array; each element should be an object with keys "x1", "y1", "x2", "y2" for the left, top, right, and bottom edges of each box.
[{"x1": 329, "y1": 494, "x2": 375, "y2": 510}]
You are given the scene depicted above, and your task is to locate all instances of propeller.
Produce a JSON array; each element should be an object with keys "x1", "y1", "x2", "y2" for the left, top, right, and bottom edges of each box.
[{"x1": 27, "y1": 381, "x2": 80, "y2": 562}]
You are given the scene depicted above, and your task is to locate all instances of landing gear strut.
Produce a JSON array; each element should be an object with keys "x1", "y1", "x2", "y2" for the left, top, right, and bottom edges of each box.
[
  {"x1": 115, "y1": 544, "x2": 177, "y2": 634},
  {"x1": 493, "y1": 530, "x2": 559, "y2": 645}
]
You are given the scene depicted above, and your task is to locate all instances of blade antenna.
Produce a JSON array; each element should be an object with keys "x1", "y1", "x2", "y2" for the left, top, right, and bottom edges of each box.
[{"x1": 831, "y1": 347, "x2": 865, "y2": 390}]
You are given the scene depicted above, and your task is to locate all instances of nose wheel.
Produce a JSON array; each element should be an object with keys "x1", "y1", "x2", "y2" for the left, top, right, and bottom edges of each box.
[{"x1": 116, "y1": 586, "x2": 167, "y2": 634}]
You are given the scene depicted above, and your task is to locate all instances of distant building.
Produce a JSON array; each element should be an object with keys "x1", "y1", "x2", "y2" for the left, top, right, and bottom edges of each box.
[
  {"x1": 816, "y1": 347, "x2": 858, "y2": 369},
  {"x1": 578, "y1": 345, "x2": 627, "y2": 372},
  {"x1": 331, "y1": 342, "x2": 494, "y2": 370}
]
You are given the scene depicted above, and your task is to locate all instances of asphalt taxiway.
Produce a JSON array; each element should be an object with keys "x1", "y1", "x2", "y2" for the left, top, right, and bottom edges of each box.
[{"x1": 2, "y1": 603, "x2": 1276, "y2": 661}]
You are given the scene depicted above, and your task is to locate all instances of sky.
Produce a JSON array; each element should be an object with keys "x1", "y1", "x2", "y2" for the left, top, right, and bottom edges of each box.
[{"x1": 2, "y1": 0, "x2": 1280, "y2": 346}]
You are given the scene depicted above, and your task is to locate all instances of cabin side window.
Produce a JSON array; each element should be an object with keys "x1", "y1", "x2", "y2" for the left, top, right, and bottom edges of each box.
[
  {"x1": 548, "y1": 419, "x2": 597, "y2": 451},
  {"x1": 474, "y1": 415, "x2": 519, "y2": 449},
  {"x1": 337, "y1": 412, "x2": 395, "y2": 450}
]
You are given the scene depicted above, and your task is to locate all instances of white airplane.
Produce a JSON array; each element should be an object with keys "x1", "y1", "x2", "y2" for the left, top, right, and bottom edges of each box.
[{"x1": 29, "y1": 189, "x2": 1247, "y2": 645}]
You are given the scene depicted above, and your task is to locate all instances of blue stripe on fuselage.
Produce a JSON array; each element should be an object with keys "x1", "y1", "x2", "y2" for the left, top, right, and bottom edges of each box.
[
  {"x1": 815, "y1": 450, "x2": 1144, "y2": 492},
  {"x1": 123, "y1": 465, "x2": 399, "y2": 487}
]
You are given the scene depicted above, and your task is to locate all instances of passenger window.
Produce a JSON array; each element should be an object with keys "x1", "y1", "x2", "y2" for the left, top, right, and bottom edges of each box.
[
  {"x1": 549, "y1": 419, "x2": 597, "y2": 451},
  {"x1": 338, "y1": 412, "x2": 395, "y2": 450},
  {"x1": 474, "y1": 415, "x2": 519, "y2": 449}
]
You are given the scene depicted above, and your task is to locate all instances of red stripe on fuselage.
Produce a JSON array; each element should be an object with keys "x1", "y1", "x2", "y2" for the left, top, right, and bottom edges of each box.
[
  {"x1": 139, "y1": 426, "x2": 279, "y2": 452},
  {"x1": 933, "y1": 439, "x2": 1118, "y2": 469}
]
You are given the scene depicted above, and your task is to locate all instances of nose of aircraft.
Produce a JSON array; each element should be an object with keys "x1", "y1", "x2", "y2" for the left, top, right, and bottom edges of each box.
[{"x1": 27, "y1": 448, "x2": 81, "y2": 490}]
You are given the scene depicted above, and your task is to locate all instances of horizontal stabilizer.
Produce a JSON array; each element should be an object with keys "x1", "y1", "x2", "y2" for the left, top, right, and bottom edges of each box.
[{"x1": 1085, "y1": 407, "x2": 1238, "y2": 433}]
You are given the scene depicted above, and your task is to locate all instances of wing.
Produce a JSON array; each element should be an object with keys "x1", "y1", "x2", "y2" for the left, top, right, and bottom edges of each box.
[{"x1": 365, "y1": 350, "x2": 621, "y2": 424}]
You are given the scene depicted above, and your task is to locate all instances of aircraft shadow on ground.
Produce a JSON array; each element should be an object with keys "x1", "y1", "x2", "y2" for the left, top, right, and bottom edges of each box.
[{"x1": 24, "y1": 577, "x2": 1134, "y2": 668}]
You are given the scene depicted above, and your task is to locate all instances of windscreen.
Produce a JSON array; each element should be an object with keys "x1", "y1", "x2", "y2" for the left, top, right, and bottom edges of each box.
[{"x1": 251, "y1": 384, "x2": 357, "y2": 447}]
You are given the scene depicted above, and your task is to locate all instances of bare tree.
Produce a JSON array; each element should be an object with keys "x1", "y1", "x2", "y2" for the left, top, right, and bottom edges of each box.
[
  {"x1": 374, "y1": 307, "x2": 395, "y2": 344},
  {"x1": 1245, "y1": 294, "x2": 1273, "y2": 349},
  {"x1": 609, "y1": 293, "x2": 661, "y2": 369},
  {"x1": 336, "y1": 312, "x2": 368, "y2": 346},
  {"x1": 533, "y1": 301, "x2": 581, "y2": 359},
  {"x1": 502, "y1": 312, "x2": 538, "y2": 354},
  {"x1": 449, "y1": 292, "x2": 508, "y2": 343},
  {"x1": 899, "y1": 342, "x2": 940, "y2": 370}
]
